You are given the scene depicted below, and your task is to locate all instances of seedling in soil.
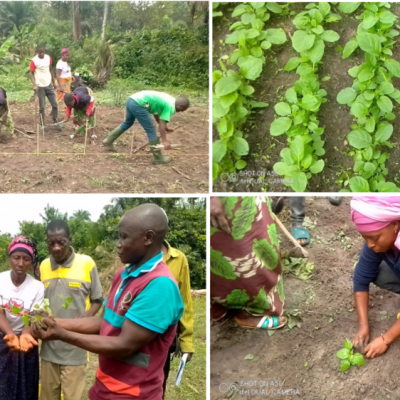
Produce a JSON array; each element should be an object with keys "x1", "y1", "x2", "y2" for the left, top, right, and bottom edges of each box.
[{"x1": 336, "y1": 339, "x2": 365, "y2": 372}]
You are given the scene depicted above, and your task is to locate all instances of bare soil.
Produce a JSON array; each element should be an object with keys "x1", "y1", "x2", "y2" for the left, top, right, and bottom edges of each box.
[
  {"x1": 0, "y1": 102, "x2": 208, "y2": 193},
  {"x1": 211, "y1": 197, "x2": 400, "y2": 400},
  {"x1": 213, "y1": 3, "x2": 400, "y2": 192}
]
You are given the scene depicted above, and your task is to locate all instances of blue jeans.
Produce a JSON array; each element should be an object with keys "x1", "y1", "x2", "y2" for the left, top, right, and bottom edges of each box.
[{"x1": 120, "y1": 98, "x2": 157, "y2": 141}]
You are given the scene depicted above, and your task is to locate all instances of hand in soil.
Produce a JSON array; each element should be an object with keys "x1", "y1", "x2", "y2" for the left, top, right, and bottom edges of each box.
[
  {"x1": 19, "y1": 334, "x2": 38, "y2": 352},
  {"x1": 3, "y1": 334, "x2": 20, "y2": 352},
  {"x1": 353, "y1": 325, "x2": 369, "y2": 348},
  {"x1": 364, "y1": 336, "x2": 389, "y2": 359}
]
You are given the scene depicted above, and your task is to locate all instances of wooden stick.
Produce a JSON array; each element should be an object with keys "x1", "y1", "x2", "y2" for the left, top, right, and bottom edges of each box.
[
  {"x1": 40, "y1": 113, "x2": 44, "y2": 141},
  {"x1": 150, "y1": 144, "x2": 182, "y2": 149},
  {"x1": 171, "y1": 166, "x2": 194, "y2": 181},
  {"x1": 130, "y1": 129, "x2": 135, "y2": 156},
  {"x1": 132, "y1": 142, "x2": 148, "y2": 154},
  {"x1": 83, "y1": 118, "x2": 88, "y2": 155},
  {"x1": 34, "y1": 93, "x2": 38, "y2": 129},
  {"x1": 273, "y1": 213, "x2": 309, "y2": 257},
  {"x1": 36, "y1": 124, "x2": 39, "y2": 156}
]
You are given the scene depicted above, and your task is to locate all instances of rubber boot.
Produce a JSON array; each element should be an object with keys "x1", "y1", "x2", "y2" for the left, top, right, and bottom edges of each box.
[
  {"x1": 103, "y1": 126, "x2": 124, "y2": 152},
  {"x1": 149, "y1": 138, "x2": 171, "y2": 164}
]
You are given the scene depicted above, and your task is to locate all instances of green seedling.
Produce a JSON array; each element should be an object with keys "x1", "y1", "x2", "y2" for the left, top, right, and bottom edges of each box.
[
  {"x1": 336, "y1": 339, "x2": 365, "y2": 372},
  {"x1": 213, "y1": 2, "x2": 288, "y2": 182},
  {"x1": 337, "y1": 2, "x2": 400, "y2": 192},
  {"x1": 270, "y1": 2, "x2": 341, "y2": 191}
]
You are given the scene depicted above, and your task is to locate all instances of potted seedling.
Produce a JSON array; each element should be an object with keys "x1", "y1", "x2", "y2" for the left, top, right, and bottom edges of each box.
[{"x1": 336, "y1": 339, "x2": 365, "y2": 372}]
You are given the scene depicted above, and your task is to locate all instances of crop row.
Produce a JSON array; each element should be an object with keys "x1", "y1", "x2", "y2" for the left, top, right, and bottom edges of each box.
[{"x1": 212, "y1": 2, "x2": 288, "y2": 183}]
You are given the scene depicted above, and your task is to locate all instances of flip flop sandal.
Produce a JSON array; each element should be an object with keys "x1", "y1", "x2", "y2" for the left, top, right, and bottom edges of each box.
[
  {"x1": 291, "y1": 226, "x2": 310, "y2": 246},
  {"x1": 256, "y1": 316, "x2": 287, "y2": 330},
  {"x1": 235, "y1": 315, "x2": 287, "y2": 330}
]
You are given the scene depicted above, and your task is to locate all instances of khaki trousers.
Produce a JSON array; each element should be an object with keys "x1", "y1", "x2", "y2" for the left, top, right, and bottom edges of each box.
[{"x1": 40, "y1": 359, "x2": 87, "y2": 400}]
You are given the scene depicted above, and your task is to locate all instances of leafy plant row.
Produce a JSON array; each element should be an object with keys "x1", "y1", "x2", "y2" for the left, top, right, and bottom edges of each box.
[
  {"x1": 271, "y1": 2, "x2": 341, "y2": 192},
  {"x1": 336, "y1": 2, "x2": 400, "y2": 192},
  {"x1": 212, "y1": 2, "x2": 288, "y2": 182}
]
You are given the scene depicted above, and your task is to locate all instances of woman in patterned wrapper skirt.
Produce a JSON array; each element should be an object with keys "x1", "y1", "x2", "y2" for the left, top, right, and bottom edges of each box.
[{"x1": 210, "y1": 196, "x2": 287, "y2": 329}]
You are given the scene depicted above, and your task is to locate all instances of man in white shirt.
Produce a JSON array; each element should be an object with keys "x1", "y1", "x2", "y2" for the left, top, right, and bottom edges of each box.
[{"x1": 29, "y1": 44, "x2": 61, "y2": 129}]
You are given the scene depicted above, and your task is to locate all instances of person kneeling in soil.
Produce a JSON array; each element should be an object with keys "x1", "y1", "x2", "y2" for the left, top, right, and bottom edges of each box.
[
  {"x1": 0, "y1": 236, "x2": 44, "y2": 400},
  {"x1": 33, "y1": 204, "x2": 184, "y2": 400},
  {"x1": 351, "y1": 196, "x2": 400, "y2": 359},
  {"x1": 210, "y1": 196, "x2": 287, "y2": 330},
  {"x1": 62, "y1": 87, "x2": 96, "y2": 138},
  {"x1": 0, "y1": 87, "x2": 15, "y2": 138},
  {"x1": 103, "y1": 90, "x2": 190, "y2": 164}
]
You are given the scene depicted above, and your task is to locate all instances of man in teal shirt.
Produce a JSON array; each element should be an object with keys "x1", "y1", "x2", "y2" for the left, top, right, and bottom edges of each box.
[{"x1": 103, "y1": 91, "x2": 190, "y2": 164}]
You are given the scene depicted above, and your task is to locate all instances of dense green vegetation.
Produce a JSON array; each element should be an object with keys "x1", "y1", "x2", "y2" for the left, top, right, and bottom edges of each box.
[
  {"x1": 0, "y1": 1, "x2": 209, "y2": 104},
  {"x1": 0, "y1": 197, "x2": 206, "y2": 288}
]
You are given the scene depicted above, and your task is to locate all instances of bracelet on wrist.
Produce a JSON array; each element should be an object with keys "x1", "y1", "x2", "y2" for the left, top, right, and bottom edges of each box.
[{"x1": 381, "y1": 333, "x2": 389, "y2": 346}]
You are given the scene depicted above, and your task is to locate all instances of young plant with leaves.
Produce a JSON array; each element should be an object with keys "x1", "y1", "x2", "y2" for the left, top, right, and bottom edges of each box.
[
  {"x1": 336, "y1": 2, "x2": 400, "y2": 192},
  {"x1": 213, "y1": 2, "x2": 287, "y2": 182},
  {"x1": 271, "y1": 2, "x2": 341, "y2": 192},
  {"x1": 336, "y1": 339, "x2": 365, "y2": 372}
]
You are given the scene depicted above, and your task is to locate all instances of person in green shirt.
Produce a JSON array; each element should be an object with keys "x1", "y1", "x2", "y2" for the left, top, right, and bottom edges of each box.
[{"x1": 103, "y1": 90, "x2": 190, "y2": 164}]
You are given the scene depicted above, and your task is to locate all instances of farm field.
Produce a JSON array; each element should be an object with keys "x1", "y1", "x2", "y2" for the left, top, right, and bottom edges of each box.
[
  {"x1": 213, "y1": 2, "x2": 400, "y2": 193},
  {"x1": 211, "y1": 197, "x2": 400, "y2": 399},
  {"x1": 0, "y1": 101, "x2": 209, "y2": 193}
]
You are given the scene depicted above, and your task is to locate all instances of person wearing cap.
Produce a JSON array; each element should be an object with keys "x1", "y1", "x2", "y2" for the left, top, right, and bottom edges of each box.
[
  {"x1": 0, "y1": 236, "x2": 44, "y2": 400},
  {"x1": 38, "y1": 219, "x2": 103, "y2": 400},
  {"x1": 103, "y1": 90, "x2": 190, "y2": 164},
  {"x1": 56, "y1": 48, "x2": 75, "y2": 111}
]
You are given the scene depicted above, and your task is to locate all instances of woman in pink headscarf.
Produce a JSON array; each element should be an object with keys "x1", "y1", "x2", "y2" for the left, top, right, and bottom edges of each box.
[
  {"x1": 0, "y1": 236, "x2": 44, "y2": 400},
  {"x1": 56, "y1": 48, "x2": 75, "y2": 110},
  {"x1": 351, "y1": 196, "x2": 400, "y2": 359}
]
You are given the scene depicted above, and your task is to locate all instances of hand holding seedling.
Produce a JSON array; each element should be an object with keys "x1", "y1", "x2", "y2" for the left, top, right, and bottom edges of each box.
[{"x1": 32, "y1": 317, "x2": 66, "y2": 341}]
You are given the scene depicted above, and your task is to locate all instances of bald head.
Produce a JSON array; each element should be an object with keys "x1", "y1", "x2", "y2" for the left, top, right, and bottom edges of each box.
[
  {"x1": 121, "y1": 203, "x2": 168, "y2": 240},
  {"x1": 175, "y1": 97, "x2": 189, "y2": 112},
  {"x1": 117, "y1": 204, "x2": 169, "y2": 265}
]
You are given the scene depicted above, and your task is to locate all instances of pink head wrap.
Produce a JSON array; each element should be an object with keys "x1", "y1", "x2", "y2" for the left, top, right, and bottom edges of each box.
[
  {"x1": 8, "y1": 236, "x2": 34, "y2": 259},
  {"x1": 350, "y1": 196, "x2": 400, "y2": 249},
  {"x1": 61, "y1": 48, "x2": 69, "y2": 55}
]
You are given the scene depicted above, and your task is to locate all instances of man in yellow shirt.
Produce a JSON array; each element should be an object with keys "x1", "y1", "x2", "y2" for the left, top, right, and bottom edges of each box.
[{"x1": 162, "y1": 241, "x2": 194, "y2": 397}]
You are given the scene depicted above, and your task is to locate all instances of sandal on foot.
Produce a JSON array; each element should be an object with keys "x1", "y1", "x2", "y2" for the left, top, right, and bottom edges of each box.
[
  {"x1": 235, "y1": 315, "x2": 287, "y2": 329},
  {"x1": 291, "y1": 226, "x2": 310, "y2": 246},
  {"x1": 256, "y1": 315, "x2": 287, "y2": 330}
]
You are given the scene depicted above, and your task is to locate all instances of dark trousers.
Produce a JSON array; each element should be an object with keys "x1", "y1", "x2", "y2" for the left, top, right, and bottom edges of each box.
[
  {"x1": 374, "y1": 261, "x2": 400, "y2": 293},
  {"x1": 289, "y1": 197, "x2": 305, "y2": 226},
  {"x1": 38, "y1": 85, "x2": 58, "y2": 124},
  {"x1": 162, "y1": 352, "x2": 172, "y2": 399}
]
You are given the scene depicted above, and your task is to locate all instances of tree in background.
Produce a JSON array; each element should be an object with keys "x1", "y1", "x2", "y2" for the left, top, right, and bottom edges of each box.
[
  {"x1": 0, "y1": 198, "x2": 206, "y2": 288},
  {"x1": 72, "y1": 1, "x2": 82, "y2": 41},
  {"x1": 0, "y1": 1, "x2": 34, "y2": 36}
]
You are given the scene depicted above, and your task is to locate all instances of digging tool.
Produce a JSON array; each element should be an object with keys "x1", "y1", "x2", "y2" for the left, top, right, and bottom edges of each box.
[
  {"x1": 150, "y1": 144, "x2": 182, "y2": 150},
  {"x1": 0, "y1": 121, "x2": 33, "y2": 139},
  {"x1": 273, "y1": 213, "x2": 309, "y2": 258},
  {"x1": 84, "y1": 118, "x2": 89, "y2": 155}
]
